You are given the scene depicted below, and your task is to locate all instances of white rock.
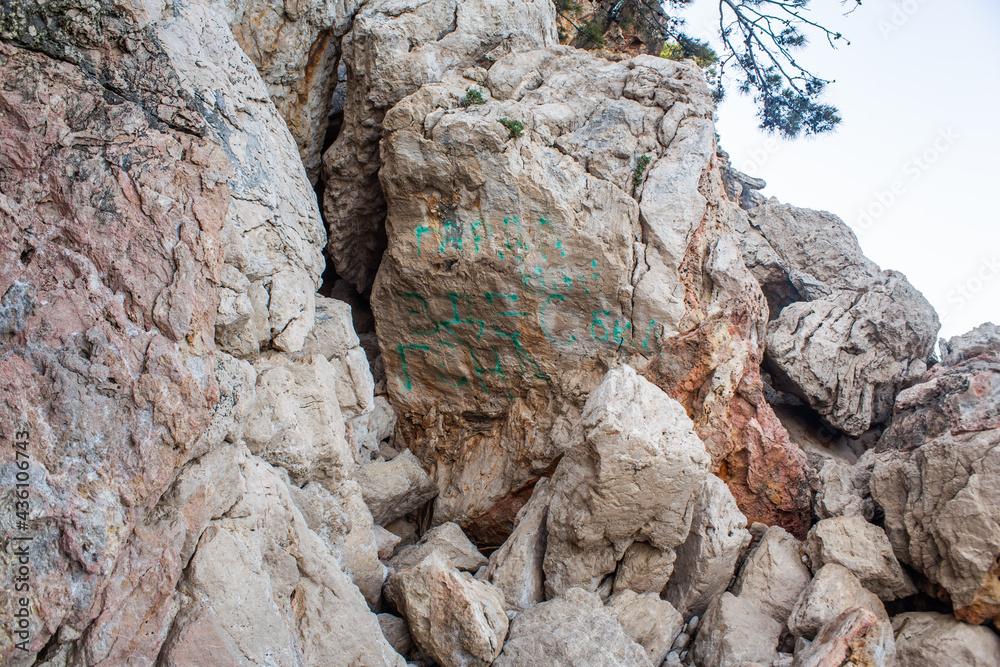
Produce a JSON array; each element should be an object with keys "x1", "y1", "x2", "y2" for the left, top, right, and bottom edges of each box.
[
  {"x1": 612, "y1": 541, "x2": 676, "y2": 596},
  {"x1": 606, "y1": 589, "x2": 684, "y2": 666},
  {"x1": 732, "y1": 525, "x2": 812, "y2": 625},
  {"x1": 801, "y1": 516, "x2": 916, "y2": 602},
  {"x1": 791, "y1": 608, "x2": 894, "y2": 667},
  {"x1": 494, "y1": 588, "x2": 652, "y2": 667},
  {"x1": 390, "y1": 522, "x2": 488, "y2": 573},
  {"x1": 357, "y1": 449, "x2": 439, "y2": 525},
  {"x1": 385, "y1": 552, "x2": 508, "y2": 667},
  {"x1": 788, "y1": 564, "x2": 887, "y2": 640},
  {"x1": 665, "y1": 474, "x2": 751, "y2": 618},
  {"x1": 691, "y1": 593, "x2": 781, "y2": 667},
  {"x1": 892, "y1": 612, "x2": 1000, "y2": 667},
  {"x1": 544, "y1": 366, "x2": 710, "y2": 597}
]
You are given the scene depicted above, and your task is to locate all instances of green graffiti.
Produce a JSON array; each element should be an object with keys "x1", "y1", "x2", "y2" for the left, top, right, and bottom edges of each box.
[
  {"x1": 415, "y1": 226, "x2": 440, "y2": 257},
  {"x1": 402, "y1": 293, "x2": 439, "y2": 335},
  {"x1": 440, "y1": 293, "x2": 485, "y2": 340},
  {"x1": 471, "y1": 219, "x2": 491, "y2": 252},
  {"x1": 591, "y1": 310, "x2": 611, "y2": 341},
  {"x1": 469, "y1": 346, "x2": 505, "y2": 393},
  {"x1": 484, "y1": 293, "x2": 527, "y2": 318},
  {"x1": 495, "y1": 328, "x2": 549, "y2": 381},
  {"x1": 641, "y1": 319, "x2": 657, "y2": 349},
  {"x1": 503, "y1": 217, "x2": 528, "y2": 253},
  {"x1": 397, "y1": 343, "x2": 430, "y2": 391},
  {"x1": 612, "y1": 319, "x2": 631, "y2": 345}
]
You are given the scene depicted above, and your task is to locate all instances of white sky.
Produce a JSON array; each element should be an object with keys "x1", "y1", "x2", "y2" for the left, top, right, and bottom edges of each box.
[{"x1": 678, "y1": 0, "x2": 1000, "y2": 342}]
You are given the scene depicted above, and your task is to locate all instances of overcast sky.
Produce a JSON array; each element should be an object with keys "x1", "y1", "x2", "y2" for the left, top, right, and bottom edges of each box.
[{"x1": 678, "y1": 0, "x2": 1000, "y2": 343}]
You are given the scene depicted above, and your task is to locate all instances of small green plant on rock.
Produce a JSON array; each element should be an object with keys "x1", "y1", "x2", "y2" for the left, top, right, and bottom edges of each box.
[
  {"x1": 576, "y1": 19, "x2": 605, "y2": 48},
  {"x1": 498, "y1": 118, "x2": 524, "y2": 139},
  {"x1": 633, "y1": 155, "x2": 651, "y2": 189},
  {"x1": 555, "y1": 0, "x2": 581, "y2": 13},
  {"x1": 460, "y1": 87, "x2": 485, "y2": 107}
]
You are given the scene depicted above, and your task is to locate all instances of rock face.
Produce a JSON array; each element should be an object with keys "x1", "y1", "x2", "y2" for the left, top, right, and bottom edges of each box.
[
  {"x1": 892, "y1": 612, "x2": 1000, "y2": 667},
  {"x1": 370, "y1": 44, "x2": 813, "y2": 539},
  {"x1": 217, "y1": 0, "x2": 362, "y2": 180},
  {"x1": 356, "y1": 449, "x2": 438, "y2": 525},
  {"x1": 788, "y1": 564, "x2": 888, "y2": 640},
  {"x1": 801, "y1": 516, "x2": 916, "y2": 602},
  {"x1": 385, "y1": 552, "x2": 508, "y2": 667},
  {"x1": 542, "y1": 366, "x2": 710, "y2": 597},
  {"x1": 691, "y1": 592, "x2": 782, "y2": 667},
  {"x1": 792, "y1": 608, "x2": 895, "y2": 667},
  {"x1": 871, "y1": 325, "x2": 1000, "y2": 624},
  {"x1": 736, "y1": 201, "x2": 940, "y2": 437},
  {"x1": 155, "y1": 0, "x2": 327, "y2": 356},
  {"x1": 323, "y1": 0, "x2": 558, "y2": 292},
  {"x1": 0, "y1": 6, "x2": 227, "y2": 659},
  {"x1": 494, "y1": 587, "x2": 652, "y2": 667},
  {"x1": 664, "y1": 474, "x2": 752, "y2": 618},
  {"x1": 732, "y1": 525, "x2": 813, "y2": 625}
]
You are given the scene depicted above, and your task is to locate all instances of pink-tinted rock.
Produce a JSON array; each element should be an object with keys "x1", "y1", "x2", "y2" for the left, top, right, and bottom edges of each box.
[{"x1": 0, "y1": 12, "x2": 227, "y2": 661}]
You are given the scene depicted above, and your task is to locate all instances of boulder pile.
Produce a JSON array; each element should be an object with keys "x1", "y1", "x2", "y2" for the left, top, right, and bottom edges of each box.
[{"x1": 1, "y1": 0, "x2": 996, "y2": 666}]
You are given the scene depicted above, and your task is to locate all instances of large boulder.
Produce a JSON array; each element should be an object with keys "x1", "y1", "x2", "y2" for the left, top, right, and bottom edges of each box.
[
  {"x1": 788, "y1": 564, "x2": 888, "y2": 640},
  {"x1": 370, "y1": 45, "x2": 813, "y2": 540},
  {"x1": 791, "y1": 607, "x2": 895, "y2": 667},
  {"x1": 691, "y1": 592, "x2": 782, "y2": 667},
  {"x1": 494, "y1": 587, "x2": 652, "y2": 667},
  {"x1": 735, "y1": 201, "x2": 939, "y2": 437},
  {"x1": 606, "y1": 590, "x2": 684, "y2": 666},
  {"x1": 0, "y1": 7, "x2": 228, "y2": 660},
  {"x1": 892, "y1": 612, "x2": 1000, "y2": 667},
  {"x1": 385, "y1": 552, "x2": 508, "y2": 667},
  {"x1": 664, "y1": 474, "x2": 751, "y2": 618},
  {"x1": 542, "y1": 366, "x2": 710, "y2": 597},
  {"x1": 801, "y1": 516, "x2": 916, "y2": 602},
  {"x1": 322, "y1": 0, "x2": 558, "y2": 292},
  {"x1": 732, "y1": 525, "x2": 813, "y2": 624},
  {"x1": 871, "y1": 324, "x2": 1000, "y2": 625}
]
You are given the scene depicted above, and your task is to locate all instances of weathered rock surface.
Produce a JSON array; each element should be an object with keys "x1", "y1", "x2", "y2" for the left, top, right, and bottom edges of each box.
[
  {"x1": 732, "y1": 525, "x2": 813, "y2": 625},
  {"x1": 290, "y1": 480, "x2": 385, "y2": 608},
  {"x1": 691, "y1": 592, "x2": 782, "y2": 667},
  {"x1": 665, "y1": 474, "x2": 752, "y2": 618},
  {"x1": 791, "y1": 608, "x2": 895, "y2": 667},
  {"x1": 606, "y1": 589, "x2": 684, "y2": 666},
  {"x1": 892, "y1": 612, "x2": 1000, "y2": 667},
  {"x1": 377, "y1": 613, "x2": 415, "y2": 659},
  {"x1": 871, "y1": 324, "x2": 1000, "y2": 625},
  {"x1": 802, "y1": 516, "x2": 916, "y2": 602},
  {"x1": 879, "y1": 323, "x2": 1000, "y2": 452},
  {"x1": 389, "y1": 521, "x2": 488, "y2": 573},
  {"x1": 613, "y1": 541, "x2": 676, "y2": 595},
  {"x1": 0, "y1": 8, "x2": 228, "y2": 658},
  {"x1": 813, "y1": 451, "x2": 876, "y2": 522},
  {"x1": 300, "y1": 295, "x2": 393, "y2": 461},
  {"x1": 735, "y1": 201, "x2": 939, "y2": 437},
  {"x1": 370, "y1": 44, "x2": 812, "y2": 540},
  {"x1": 543, "y1": 366, "x2": 710, "y2": 596},
  {"x1": 244, "y1": 352, "x2": 355, "y2": 485},
  {"x1": 154, "y1": 0, "x2": 327, "y2": 355},
  {"x1": 485, "y1": 478, "x2": 553, "y2": 610},
  {"x1": 788, "y1": 564, "x2": 888, "y2": 640},
  {"x1": 357, "y1": 448, "x2": 439, "y2": 525},
  {"x1": 494, "y1": 587, "x2": 652, "y2": 667},
  {"x1": 385, "y1": 551, "x2": 508, "y2": 667},
  {"x1": 217, "y1": 0, "x2": 362, "y2": 180},
  {"x1": 323, "y1": 0, "x2": 558, "y2": 292}
]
